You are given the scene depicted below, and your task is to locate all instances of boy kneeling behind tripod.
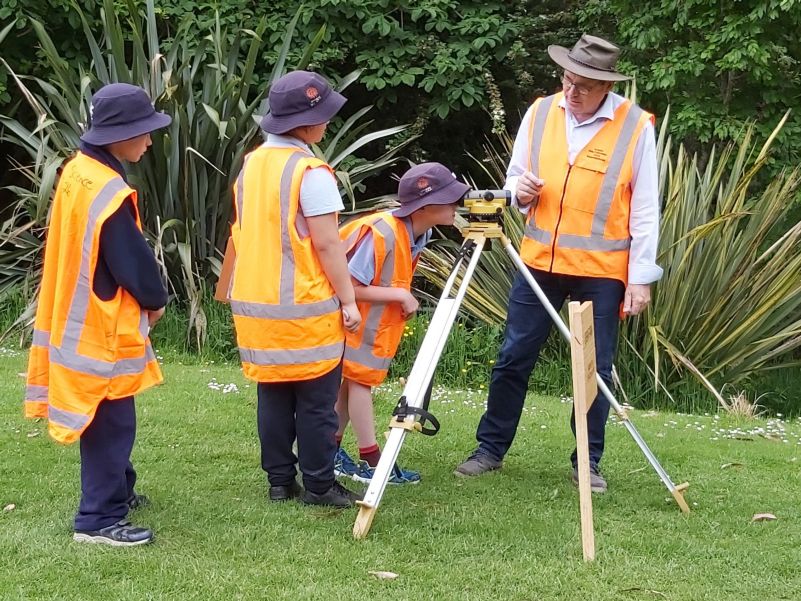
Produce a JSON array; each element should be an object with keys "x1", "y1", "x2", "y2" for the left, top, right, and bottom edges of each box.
[{"x1": 334, "y1": 163, "x2": 470, "y2": 484}]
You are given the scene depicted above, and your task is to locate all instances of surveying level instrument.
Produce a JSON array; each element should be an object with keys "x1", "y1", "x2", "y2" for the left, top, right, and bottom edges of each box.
[{"x1": 352, "y1": 190, "x2": 690, "y2": 539}]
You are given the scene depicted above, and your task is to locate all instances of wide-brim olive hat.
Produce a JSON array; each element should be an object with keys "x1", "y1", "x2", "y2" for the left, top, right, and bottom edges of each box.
[{"x1": 547, "y1": 34, "x2": 631, "y2": 82}]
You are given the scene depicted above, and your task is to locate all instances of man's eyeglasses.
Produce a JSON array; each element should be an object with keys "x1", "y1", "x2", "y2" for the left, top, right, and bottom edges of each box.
[{"x1": 561, "y1": 74, "x2": 597, "y2": 97}]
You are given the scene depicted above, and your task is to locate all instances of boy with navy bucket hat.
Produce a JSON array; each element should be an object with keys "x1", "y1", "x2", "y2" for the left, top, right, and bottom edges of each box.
[
  {"x1": 228, "y1": 70, "x2": 365, "y2": 508},
  {"x1": 24, "y1": 83, "x2": 171, "y2": 546},
  {"x1": 334, "y1": 162, "x2": 470, "y2": 484}
]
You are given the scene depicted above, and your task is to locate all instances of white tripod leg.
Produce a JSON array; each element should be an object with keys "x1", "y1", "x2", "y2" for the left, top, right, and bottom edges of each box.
[
  {"x1": 353, "y1": 237, "x2": 488, "y2": 538},
  {"x1": 501, "y1": 238, "x2": 690, "y2": 513}
]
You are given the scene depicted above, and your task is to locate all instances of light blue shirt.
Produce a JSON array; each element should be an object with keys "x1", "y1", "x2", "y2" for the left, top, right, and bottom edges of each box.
[
  {"x1": 263, "y1": 134, "x2": 344, "y2": 217},
  {"x1": 348, "y1": 214, "x2": 431, "y2": 285},
  {"x1": 505, "y1": 92, "x2": 663, "y2": 284}
]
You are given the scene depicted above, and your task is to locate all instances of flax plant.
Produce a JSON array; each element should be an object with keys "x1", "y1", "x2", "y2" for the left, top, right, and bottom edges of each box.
[
  {"x1": 1, "y1": 0, "x2": 409, "y2": 346},
  {"x1": 624, "y1": 113, "x2": 801, "y2": 404}
]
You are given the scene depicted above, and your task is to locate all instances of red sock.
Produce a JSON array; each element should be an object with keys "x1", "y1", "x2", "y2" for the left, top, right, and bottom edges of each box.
[
  {"x1": 335, "y1": 434, "x2": 343, "y2": 449},
  {"x1": 359, "y1": 444, "x2": 381, "y2": 467}
]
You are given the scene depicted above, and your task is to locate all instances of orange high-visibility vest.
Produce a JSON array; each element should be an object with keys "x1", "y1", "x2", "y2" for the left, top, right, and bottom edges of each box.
[
  {"x1": 519, "y1": 92, "x2": 654, "y2": 285},
  {"x1": 24, "y1": 152, "x2": 163, "y2": 444},
  {"x1": 228, "y1": 146, "x2": 344, "y2": 382},
  {"x1": 339, "y1": 212, "x2": 414, "y2": 387}
]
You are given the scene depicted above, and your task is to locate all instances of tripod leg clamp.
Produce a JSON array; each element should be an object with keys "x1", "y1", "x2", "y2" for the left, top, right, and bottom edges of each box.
[{"x1": 391, "y1": 396, "x2": 440, "y2": 436}]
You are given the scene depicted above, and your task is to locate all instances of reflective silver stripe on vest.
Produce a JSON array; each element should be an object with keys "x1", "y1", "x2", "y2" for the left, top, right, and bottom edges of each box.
[
  {"x1": 280, "y1": 152, "x2": 307, "y2": 305},
  {"x1": 527, "y1": 95, "x2": 555, "y2": 175},
  {"x1": 32, "y1": 328, "x2": 50, "y2": 347},
  {"x1": 25, "y1": 384, "x2": 48, "y2": 401},
  {"x1": 592, "y1": 104, "x2": 644, "y2": 236},
  {"x1": 60, "y1": 177, "x2": 128, "y2": 350},
  {"x1": 50, "y1": 177, "x2": 155, "y2": 381},
  {"x1": 235, "y1": 154, "x2": 251, "y2": 225},
  {"x1": 344, "y1": 344, "x2": 392, "y2": 371},
  {"x1": 343, "y1": 226, "x2": 363, "y2": 252},
  {"x1": 556, "y1": 234, "x2": 630, "y2": 251},
  {"x1": 523, "y1": 95, "x2": 556, "y2": 246},
  {"x1": 239, "y1": 340, "x2": 344, "y2": 366},
  {"x1": 230, "y1": 297, "x2": 340, "y2": 319},
  {"x1": 344, "y1": 216, "x2": 396, "y2": 371},
  {"x1": 48, "y1": 404, "x2": 90, "y2": 431},
  {"x1": 50, "y1": 343, "x2": 157, "y2": 378},
  {"x1": 139, "y1": 310, "x2": 149, "y2": 340},
  {"x1": 524, "y1": 221, "x2": 552, "y2": 245}
]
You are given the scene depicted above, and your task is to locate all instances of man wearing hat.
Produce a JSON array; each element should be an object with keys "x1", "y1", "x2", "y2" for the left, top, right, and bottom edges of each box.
[
  {"x1": 24, "y1": 83, "x2": 171, "y2": 545},
  {"x1": 455, "y1": 35, "x2": 663, "y2": 493},
  {"x1": 333, "y1": 162, "x2": 470, "y2": 485},
  {"x1": 228, "y1": 70, "x2": 364, "y2": 508}
]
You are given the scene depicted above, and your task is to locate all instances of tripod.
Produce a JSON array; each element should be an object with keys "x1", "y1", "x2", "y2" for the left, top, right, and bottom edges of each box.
[{"x1": 353, "y1": 212, "x2": 690, "y2": 539}]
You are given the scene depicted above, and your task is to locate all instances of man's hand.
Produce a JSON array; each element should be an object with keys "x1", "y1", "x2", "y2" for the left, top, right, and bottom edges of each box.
[
  {"x1": 341, "y1": 301, "x2": 362, "y2": 333},
  {"x1": 623, "y1": 284, "x2": 651, "y2": 316},
  {"x1": 147, "y1": 307, "x2": 166, "y2": 327},
  {"x1": 516, "y1": 171, "x2": 545, "y2": 207},
  {"x1": 397, "y1": 290, "x2": 419, "y2": 319}
]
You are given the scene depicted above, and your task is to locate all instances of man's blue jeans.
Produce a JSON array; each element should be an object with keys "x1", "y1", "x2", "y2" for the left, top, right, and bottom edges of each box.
[{"x1": 475, "y1": 268, "x2": 625, "y2": 467}]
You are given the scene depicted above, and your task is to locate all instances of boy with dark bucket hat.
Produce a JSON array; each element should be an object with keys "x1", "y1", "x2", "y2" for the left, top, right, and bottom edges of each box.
[
  {"x1": 228, "y1": 70, "x2": 364, "y2": 508},
  {"x1": 334, "y1": 162, "x2": 469, "y2": 484},
  {"x1": 24, "y1": 83, "x2": 171, "y2": 546}
]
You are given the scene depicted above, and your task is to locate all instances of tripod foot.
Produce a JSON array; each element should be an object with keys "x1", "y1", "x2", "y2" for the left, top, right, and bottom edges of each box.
[
  {"x1": 353, "y1": 501, "x2": 377, "y2": 539},
  {"x1": 671, "y1": 482, "x2": 691, "y2": 514}
]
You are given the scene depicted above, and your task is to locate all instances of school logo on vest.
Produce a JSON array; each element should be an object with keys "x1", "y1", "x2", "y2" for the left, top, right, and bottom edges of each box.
[
  {"x1": 416, "y1": 177, "x2": 432, "y2": 196},
  {"x1": 306, "y1": 86, "x2": 321, "y2": 107}
]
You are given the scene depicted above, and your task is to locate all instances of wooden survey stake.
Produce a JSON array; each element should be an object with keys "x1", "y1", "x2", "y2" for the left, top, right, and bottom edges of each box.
[
  {"x1": 568, "y1": 301, "x2": 598, "y2": 562},
  {"x1": 214, "y1": 237, "x2": 236, "y2": 303}
]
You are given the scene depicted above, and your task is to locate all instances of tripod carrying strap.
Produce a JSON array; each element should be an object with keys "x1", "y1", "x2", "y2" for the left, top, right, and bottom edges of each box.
[{"x1": 391, "y1": 396, "x2": 440, "y2": 436}]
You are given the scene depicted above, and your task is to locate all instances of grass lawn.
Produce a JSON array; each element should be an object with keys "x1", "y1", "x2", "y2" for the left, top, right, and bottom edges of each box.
[{"x1": 1, "y1": 349, "x2": 800, "y2": 600}]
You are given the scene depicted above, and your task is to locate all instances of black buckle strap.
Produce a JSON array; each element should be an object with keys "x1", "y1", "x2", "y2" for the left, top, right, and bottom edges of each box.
[{"x1": 392, "y1": 396, "x2": 440, "y2": 436}]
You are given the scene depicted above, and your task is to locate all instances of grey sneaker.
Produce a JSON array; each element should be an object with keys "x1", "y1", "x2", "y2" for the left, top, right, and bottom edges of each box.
[
  {"x1": 454, "y1": 450, "x2": 502, "y2": 477},
  {"x1": 571, "y1": 464, "x2": 608, "y2": 493}
]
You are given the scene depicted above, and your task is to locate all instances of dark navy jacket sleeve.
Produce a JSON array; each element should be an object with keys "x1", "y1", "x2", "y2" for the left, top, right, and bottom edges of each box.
[{"x1": 93, "y1": 198, "x2": 168, "y2": 310}]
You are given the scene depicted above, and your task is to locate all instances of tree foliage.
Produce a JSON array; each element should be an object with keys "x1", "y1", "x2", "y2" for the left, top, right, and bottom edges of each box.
[{"x1": 580, "y1": 0, "x2": 801, "y2": 164}]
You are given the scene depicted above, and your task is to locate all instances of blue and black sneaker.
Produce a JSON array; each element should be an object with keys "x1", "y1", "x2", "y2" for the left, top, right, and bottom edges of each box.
[
  {"x1": 352, "y1": 461, "x2": 421, "y2": 485},
  {"x1": 334, "y1": 447, "x2": 359, "y2": 479}
]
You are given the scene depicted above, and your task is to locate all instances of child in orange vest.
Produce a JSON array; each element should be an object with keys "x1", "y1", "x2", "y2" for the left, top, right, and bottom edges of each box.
[
  {"x1": 334, "y1": 162, "x2": 469, "y2": 484},
  {"x1": 25, "y1": 83, "x2": 171, "y2": 546}
]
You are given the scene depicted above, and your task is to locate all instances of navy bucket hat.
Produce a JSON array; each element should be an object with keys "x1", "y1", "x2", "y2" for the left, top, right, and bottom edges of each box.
[
  {"x1": 80, "y1": 83, "x2": 172, "y2": 146},
  {"x1": 394, "y1": 163, "x2": 470, "y2": 218},
  {"x1": 260, "y1": 70, "x2": 346, "y2": 134}
]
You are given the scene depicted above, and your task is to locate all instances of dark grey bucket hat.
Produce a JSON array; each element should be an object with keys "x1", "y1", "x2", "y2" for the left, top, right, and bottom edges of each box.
[
  {"x1": 394, "y1": 162, "x2": 470, "y2": 218},
  {"x1": 260, "y1": 70, "x2": 347, "y2": 134},
  {"x1": 80, "y1": 83, "x2": 172, "y2": 145}
]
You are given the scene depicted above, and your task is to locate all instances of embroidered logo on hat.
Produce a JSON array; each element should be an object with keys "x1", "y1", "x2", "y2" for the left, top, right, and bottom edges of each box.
[
  {"x1": 306, "y1": 86, "x2": 321, "y2": 106},
  {"x1": 416, "y1": 177, "x2": 432, "y2": 196}
]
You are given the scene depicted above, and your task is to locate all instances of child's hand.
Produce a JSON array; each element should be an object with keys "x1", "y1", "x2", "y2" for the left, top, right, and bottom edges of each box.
[
  {"x1": 342, "y1": 302, "x2": 362, "y2": 332},
  {"x1": 147, "y1": 307, "x2": 166, "y2": 328},
  {"x1": 398, "y1": 291, "x2": 419, "y2": 319}
]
